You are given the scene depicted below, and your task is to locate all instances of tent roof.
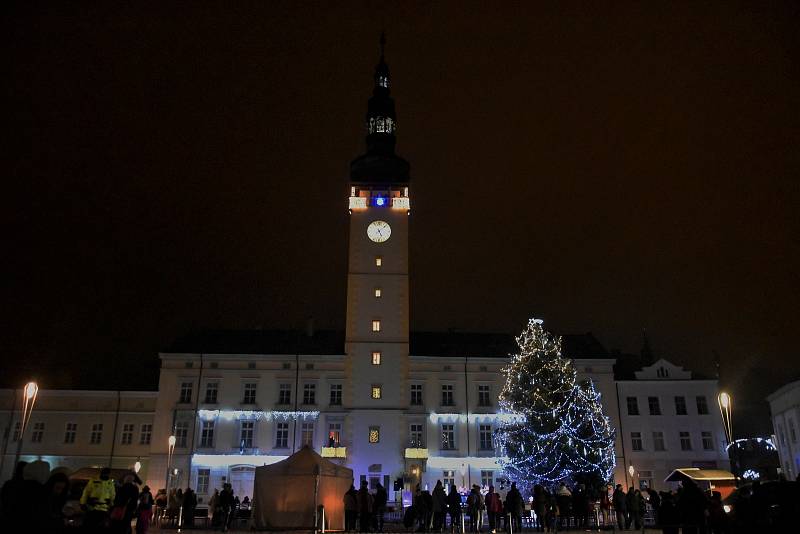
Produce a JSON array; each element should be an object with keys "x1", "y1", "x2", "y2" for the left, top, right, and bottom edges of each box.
[
  {"x1": 256, "y1": 446, "x2": 353, "y2": 478},
  {"x1": 664, "y1": 468, "x2": 736, "y2": 483}
]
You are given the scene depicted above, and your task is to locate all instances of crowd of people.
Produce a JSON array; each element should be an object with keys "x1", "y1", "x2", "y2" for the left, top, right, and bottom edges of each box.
[
  {"x1": 0, "y1": 460, "x2": 248, "y2": 532},
  {"x1": 0, "y1": 461, "x2": 154, "y2": 533},
  {"x1": 342, "y1": 476, "x2": 784, "y2": 533}
]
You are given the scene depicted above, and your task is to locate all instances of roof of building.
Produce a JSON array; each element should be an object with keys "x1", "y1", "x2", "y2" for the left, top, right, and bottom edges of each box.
[{"x1": 163, "y1": 329, "x2": 611, "y2": 359}]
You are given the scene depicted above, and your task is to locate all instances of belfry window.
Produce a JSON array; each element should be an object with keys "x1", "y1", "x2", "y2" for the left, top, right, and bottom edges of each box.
[{"x1": 368, "y1": 116, "x2": 395, "y2": 135}]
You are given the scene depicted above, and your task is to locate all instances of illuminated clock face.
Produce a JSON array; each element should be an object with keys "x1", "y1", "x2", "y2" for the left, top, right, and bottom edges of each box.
[{"x1": 367, "y1": 220, "x2": 391, "y2": 243}]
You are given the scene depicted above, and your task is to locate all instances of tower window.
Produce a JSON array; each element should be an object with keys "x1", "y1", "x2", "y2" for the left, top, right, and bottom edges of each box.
[
  {"x1": 375, "y1": 256, "x2": 382, "y2": 267},
  {"x1": 372, "y1": 320, "x2": 381, "y2": 332},
  {"x1": 371, "y1": 385, "x2": 382, "y2": 399},
  {"x1": 374, "y1": 288, "x2": 382, "y2": 298},
  {"x1": 372, "y1": 351, "x2": 382, "y2": 365},
  {"x1": 369, "y1": 426, "x2": 380, "y2": 443}
]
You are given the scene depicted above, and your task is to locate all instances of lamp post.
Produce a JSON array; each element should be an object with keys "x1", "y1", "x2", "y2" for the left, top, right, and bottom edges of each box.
[
  {"x1": 165, "y1": 435, "x2": 176, "y2": 491},
  {"x1": 628, "y1": 465, "x2": 635, "y2": 489},
  {"x1": 718, "y1": 392, "x2": 736, "y2": 481},
  {"x1": 12, "y1": 381, "x2": 38, "y2": 468}
]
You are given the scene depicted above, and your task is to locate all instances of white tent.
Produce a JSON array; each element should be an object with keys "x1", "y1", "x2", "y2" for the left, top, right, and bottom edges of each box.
[{"x1": 252, "y1": 447, "x2": 353, "y2": 530}]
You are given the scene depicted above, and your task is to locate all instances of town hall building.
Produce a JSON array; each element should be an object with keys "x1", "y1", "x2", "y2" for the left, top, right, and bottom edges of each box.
[{"x1": 0, "y1": 40, "x2": 729, "y2": 503}]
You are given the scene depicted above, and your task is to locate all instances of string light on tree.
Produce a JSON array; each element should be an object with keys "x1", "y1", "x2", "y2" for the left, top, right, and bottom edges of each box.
[{"x1": 496, "y1": 318, "x2": 615, "y2": 491}]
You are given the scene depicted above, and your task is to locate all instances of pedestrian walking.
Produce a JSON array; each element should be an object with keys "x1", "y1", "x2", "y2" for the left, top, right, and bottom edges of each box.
[
  {"x1": 357, "y1": 480, "x2": 373, "y2": 532},
  {"x1": 110, "y1": 471, "x2": 141, "y2": 534},
  {"x1": 373, "y1": 482, "x2": 388, "y2": 531},
  {"x1": 219, "y1": 483, "x2": 235, "y2": 532},
  {"x1": 446, "y1": 484, "x2": 462, "y2": 533},
  {"x1": 505, "y1": 482, "x2": 523, "y2": 533},
  {"x1": 467, "y1": 485, "x2": 483, "y2": 532},
  {"x1": 612, "y1": 484, "x2": 626, "y2": 531},
  {"x1": 485, "y1": 485, "x2": 503, "y2": 533},
  {"x1": 135, "y1": 486, "x2": 154, "y2": 534},
  {"x1": 344, "y1": 484, "x2": 358, "y2": 531}
]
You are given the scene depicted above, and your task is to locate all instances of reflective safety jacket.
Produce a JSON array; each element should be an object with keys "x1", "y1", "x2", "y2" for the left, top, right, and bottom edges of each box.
[{"x1": 80, "y1": 478, "x2": 116, "y2": 512}]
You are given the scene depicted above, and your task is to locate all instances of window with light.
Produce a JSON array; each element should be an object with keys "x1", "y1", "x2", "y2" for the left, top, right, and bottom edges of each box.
[
  {"x1": 369, "y1": 426, "x2": 380, "y2": 443},
  {"x1": 372, "y1": 320, "x2": 381, "y2": 332},
  {"x1": 375, "y1": 256, "x2": 382, "y2": 267},
  {"x1": 374, "y1": 288, "x2": 382, "y2": 298},
  {"x1": 372, "y1": 351, "x2": 381, "y2": 365},
  {"x1": 372, "y1": 385, "x2": 382, "y2": 399}
]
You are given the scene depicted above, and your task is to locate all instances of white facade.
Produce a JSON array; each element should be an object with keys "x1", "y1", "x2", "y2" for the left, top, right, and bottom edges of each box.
[
  {"x1": 767, "y1": 379, "x2": 800, "y2": 479},
  {"x1": 0, "y1": 389, "x2": 156, "y2": 482},
  {"x1": 615, "y1": 359, "x2": 730, "y2": 490}
]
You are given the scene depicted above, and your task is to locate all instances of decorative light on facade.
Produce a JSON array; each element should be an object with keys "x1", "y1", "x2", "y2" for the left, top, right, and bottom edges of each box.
[
  {"x1": 392, "y1": 197, "x2": 410, "y2": 210},
  {"x1": 349, "y1": 197, "x2": 367, "y2": 210},
  {"x1": 197, "y1": 409, "x2": 320, "y2": 421}
]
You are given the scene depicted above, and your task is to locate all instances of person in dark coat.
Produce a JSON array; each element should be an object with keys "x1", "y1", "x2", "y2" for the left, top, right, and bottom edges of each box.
[
  {"x1": 485, "y1": 485, "x2": 503, "y2": 533},
  {"x1": 219, "y1": 483, "x2": 236, "y2": 532},
  {"x1": 135, "y1": 485, "x2": 154, "y2": 534},
  {"x1": 505, "y1": 482, "x2": 523, "y2": 533},
  {"x1": 39, "y1": 471, "x2": 70, "y2": 533},
  {"x1": 343, "y1": 484, "x2": 358, "y2": 532},
  {"x1": 646, "y1": 488, "x2": 661, "y2": 525},
  {"x1": 373, "y1": 482, "x2": 388, "y2": 532},
  {"x1": 446, "y1": 484, "x2": 462, "y2": 533},
  {"x1": 357, "y1": 480, "x2": 373, "y2": 532},
  {"x1": 677, "y1": 480, "x2": 708, "y2": 534},
  {"x1": 432, "y1": 480, "x2": 447, "y2": 532},
  {"x1": 111, "y1": 472, "x2": 141, "y2": 534},
  {"x1": 658, "y1": 491, "x2": 680, "y2": 534},
  {"x1": 612, "y1": 484, "x2": 627, "y2": 530},
  {"x1": 181, "y1": 487, "x2": 197, "y2": 529},
  {"x1": 572, "y1": 483, "x2": 588, "y2": 528},
  {"x1": 1, "y1": 462, "x2": 30, "y2": 531},
  {"x1": 624, "y1": 486, "x2": 640, "y2": 530}
]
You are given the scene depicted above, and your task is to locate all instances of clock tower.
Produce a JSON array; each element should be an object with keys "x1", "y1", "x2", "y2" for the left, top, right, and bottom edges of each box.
[{"x1": 345, "y1": 35, "x2": 411, "y2": 476}]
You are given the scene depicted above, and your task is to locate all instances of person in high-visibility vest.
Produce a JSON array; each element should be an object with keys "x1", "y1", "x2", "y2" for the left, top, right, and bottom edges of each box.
[{"x1": 80, "y1": 467, "x2": 116, "y2": 531}]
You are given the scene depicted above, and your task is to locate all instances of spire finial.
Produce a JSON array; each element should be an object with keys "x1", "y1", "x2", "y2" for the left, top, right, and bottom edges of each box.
[{"x1": 380, "y1": 32, "x2": 386, "y2": 59}]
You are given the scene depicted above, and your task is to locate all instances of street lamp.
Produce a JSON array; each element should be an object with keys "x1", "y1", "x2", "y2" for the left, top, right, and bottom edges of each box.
[
  {"x1": 718, "y1": 392, "x2": 736, "y2": 481},
  {"x1": 718, "y1": 392, "x2": 732, "y2": 443},
  {"x1": 12, "y1": 381, "x2": 39, "y2": 467},
  {"x1": 134, "y1": 460, "x2": 142, "y2": 474}
]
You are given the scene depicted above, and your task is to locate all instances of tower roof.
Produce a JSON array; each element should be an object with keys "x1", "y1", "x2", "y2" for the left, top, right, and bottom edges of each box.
[{"x1": 350, "y1": 34, "x2": 410, "y2": 184}]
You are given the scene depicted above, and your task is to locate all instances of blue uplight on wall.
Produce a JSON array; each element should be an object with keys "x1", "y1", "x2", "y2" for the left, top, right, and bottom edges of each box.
[{"x1": 375, "y1": 197, "x2": 386, "y2": 207}]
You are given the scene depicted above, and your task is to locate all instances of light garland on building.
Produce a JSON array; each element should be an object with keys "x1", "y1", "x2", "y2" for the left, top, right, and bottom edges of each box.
[
  {"x1": 197, "y1": 409, "x2": 320, "y2": 421},
  {"x1": 496, "y1": 318, "x2": 616, "y2": 490}
]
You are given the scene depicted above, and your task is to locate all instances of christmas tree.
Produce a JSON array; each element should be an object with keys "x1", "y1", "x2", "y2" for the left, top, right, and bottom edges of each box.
[{"x1": 496, "y1": 318, "x2": 615, "y2": 491}]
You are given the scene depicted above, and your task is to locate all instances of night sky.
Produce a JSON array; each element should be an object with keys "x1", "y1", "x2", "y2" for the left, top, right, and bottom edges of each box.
[{"x1": 4, "y1": 2, "x2": 799, "y2": 435}]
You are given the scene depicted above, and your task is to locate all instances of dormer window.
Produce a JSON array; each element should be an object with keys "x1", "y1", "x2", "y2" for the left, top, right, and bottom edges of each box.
[{"x1": 657, "y1": 367, "x2": 669, "y2": 378}]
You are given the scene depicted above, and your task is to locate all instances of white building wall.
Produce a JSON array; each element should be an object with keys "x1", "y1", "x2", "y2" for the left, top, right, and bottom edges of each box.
[
  {"x1": 616, "y1": 373, "x2": 730, "y2": 490},
  {"x1": 0, "y1": 389, "x2": 156, "y2": 482},
  {"x1": 767, "y1": 380, "x2": 800, "y2": 479}
]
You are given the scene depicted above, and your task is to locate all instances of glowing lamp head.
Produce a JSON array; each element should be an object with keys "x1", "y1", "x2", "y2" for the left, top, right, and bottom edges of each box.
[
  {"x1": 719, "y1": 392, "x2": 731, "y2": 409},
  {"x1": 173, "y1": 468, "x2": 178, "y2": 475},
  {"x1": 628, "y1": 465, "x2": 635, "y2": 477},
  {"x1": 134, "y1": 461, "x2": 142, "y2": 473},
  {"x1": 168, "y1": 435, "x2": 176, "y2": 447},
  {"x1": 24, "y1": 382, "x2": 38, "y2": 400},
  {"x1": 375, "y1": 197, "x2": 386, "y2": 206}
]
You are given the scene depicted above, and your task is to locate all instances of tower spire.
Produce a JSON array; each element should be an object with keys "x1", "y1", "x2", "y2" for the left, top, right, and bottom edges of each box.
[{"x1": 350, "y1": 34, "x2": 409, "y2": 183}]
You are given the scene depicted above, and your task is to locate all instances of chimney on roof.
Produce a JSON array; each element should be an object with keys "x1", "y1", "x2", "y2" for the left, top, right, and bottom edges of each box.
[{"x1": 306, "y1": 317, "x2": 315, "y2": 338}]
